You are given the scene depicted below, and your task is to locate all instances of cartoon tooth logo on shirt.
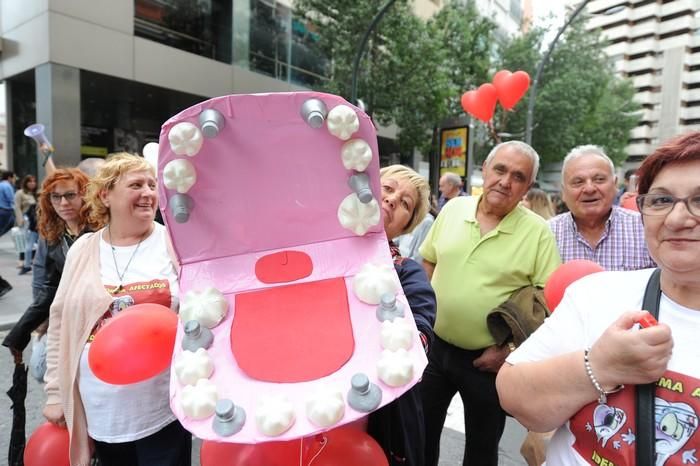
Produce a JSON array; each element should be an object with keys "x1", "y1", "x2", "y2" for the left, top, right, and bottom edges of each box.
[
  {"x1": 655, "y1": 398, "x2": 698, "y2": 465},
  {"x1": 571, "y1": 370, "x2": 700, "y2": 466},
  {"x1": 591, "y1": 403, "x2": 627, "y2": 447}
]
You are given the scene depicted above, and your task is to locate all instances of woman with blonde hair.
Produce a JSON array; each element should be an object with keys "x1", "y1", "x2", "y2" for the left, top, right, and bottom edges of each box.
[
  {"x1": 370, "y1": 164, "x2": 436, "y2": 466},
  {"x1": 522, "y1": 188, "x2": 555, "y2": 220},
  {"x1": 43, "y1": 153, "x2": 190, "y2": 466}
]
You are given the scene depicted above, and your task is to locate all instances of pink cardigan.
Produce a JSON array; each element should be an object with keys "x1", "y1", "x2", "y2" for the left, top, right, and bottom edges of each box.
[{"x1": 44, "y1": 226, "x2": 179, "y2": 466}]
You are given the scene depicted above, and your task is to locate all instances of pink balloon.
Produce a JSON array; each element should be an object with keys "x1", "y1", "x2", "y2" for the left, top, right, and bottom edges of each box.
[
  {"x1": 25, "y1": 422, "x2": 70, "y2": 466},
  {"x1": 461, "y1": 83, "x2": 498, "y2": 122}
]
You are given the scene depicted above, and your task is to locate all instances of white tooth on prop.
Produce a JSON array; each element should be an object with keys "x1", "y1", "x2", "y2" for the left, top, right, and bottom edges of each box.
[
  {"x1": 326, "y1": 105, "x2": 360, "y2": 140},
  {"x1": 174, "y1": 348, "x2": 214, "y2": 386},
  {"x1": 305, "y1": 389, "x2": 345, "y2": 428},
  {"x1": 142, "y1": 142, "x2": 159, "y2": 169},
  {"x1": 337, "y1": 194, "x2": 380, "y2": 236},
  {"x1": 377, "y1": 349, "x2": 414, "y2": 387},
  {"x1": 163, "y1": 159, "x2": 197, "y2": 194},
  {"x1": 341, "y1": 139, "x2": 373, "y2": 171},
  {"x1": 352, "y1": 262, "x2": 399, "y2": 305},
  {"x1": 255, "y1": 395, "x2": 295, "y2": 436},
  {"x1": 181, "y1": 379, "x2": 218, "y2": 419},
  {"x1": 168, "y1": 122, "x2": 204, "y2": 156},
  {"x1": 380, "y1": 318, "x2": 414, "y2": 351},
  {"x1": 180, "y1": 287, "x2": 228, "y2": 329}
]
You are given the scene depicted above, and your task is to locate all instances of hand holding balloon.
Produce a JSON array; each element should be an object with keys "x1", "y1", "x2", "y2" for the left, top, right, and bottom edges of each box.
[{"x1": 24, "y1": 422, "x2": 70, "y2": 466}]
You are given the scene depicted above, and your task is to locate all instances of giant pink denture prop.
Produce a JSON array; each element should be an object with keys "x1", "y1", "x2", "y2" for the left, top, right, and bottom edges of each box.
[{"x1": 158, "y1": 92, "x2": 428, "y2": 443}]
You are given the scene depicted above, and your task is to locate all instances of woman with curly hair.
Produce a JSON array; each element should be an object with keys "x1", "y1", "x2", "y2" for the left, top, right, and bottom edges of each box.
[{"x1": 2, "y1": 168, "x2": 97, "y2": 362}]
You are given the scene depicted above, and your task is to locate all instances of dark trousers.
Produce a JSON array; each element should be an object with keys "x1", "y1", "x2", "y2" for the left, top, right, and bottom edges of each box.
[
  {"x1": 93, "y1": 420, "x2": 192, "y2": 466},
  {"x1": 420, "y1": 336, "x2": 506, "y2": 466}
]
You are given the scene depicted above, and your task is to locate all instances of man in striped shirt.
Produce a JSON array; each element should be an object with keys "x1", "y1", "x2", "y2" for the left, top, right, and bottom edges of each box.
[{"x1": 548, "y1": 145, "x2": 654, "y2": 271}]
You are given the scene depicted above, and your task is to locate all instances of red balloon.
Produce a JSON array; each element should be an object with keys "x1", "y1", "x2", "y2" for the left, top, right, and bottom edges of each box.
[
  {"x1": 461, "y1": 83, "x2": 498, "y2": 122},
  {"x1": 88, "y1": 303, "x2": 177, "y2": 384},
  {"x1": 544, "y1": 260, "x2": 605, "y2": 311},
  {"x1": 492, "y1": 70, "x2": 531, "y2": 110},
  {"x1": 621, "y1": 193, "x2": 639, "y2": 211},
  {"x1": 200, "y1": 427, "x2": 388, "y2": 466},
  {"x1": 24, "y1": 422, "x2": 70, "y2": 466}
]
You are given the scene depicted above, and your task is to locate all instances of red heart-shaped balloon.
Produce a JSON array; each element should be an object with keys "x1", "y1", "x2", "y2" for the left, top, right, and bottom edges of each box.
[
  {"x1": 460, "y1": 83, "x2": 498, "y2": 122},
  {"x1": 492, "y1": 70, "x2": 531, "y2": 110}
]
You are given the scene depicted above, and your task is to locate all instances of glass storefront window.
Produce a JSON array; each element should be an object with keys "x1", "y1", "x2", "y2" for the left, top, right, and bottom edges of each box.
[
  {"x1": 135, "y1": 0, "x2": 232, "y2": 63},
  {"x1": 249, "y1": 0, "x2": 328, "y2": 87},
  {"x1": 80, "y1": 70, "x2": 205, "y2": 157}
]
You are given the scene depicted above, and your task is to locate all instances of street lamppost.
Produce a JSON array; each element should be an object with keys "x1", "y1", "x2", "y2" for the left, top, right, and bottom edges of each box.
[
  {"x1": 350, "y1": 0, "x2": 398, "y2": 105},
  {"x1": 524, "y1": 3, "x2": 627, "y2": 145},
  {"x1": 524, "y1": 0, "x2": 592, "y2": 145}
]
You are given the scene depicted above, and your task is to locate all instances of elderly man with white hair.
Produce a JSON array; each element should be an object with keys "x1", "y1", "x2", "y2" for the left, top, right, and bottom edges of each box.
[
  {"x1": 419, "y1": 141, "x2": 561, "y2": 466},
  {"x1": 437, "y1": 172, "x2": 465, "y2": 211},
  {"x1": 548, "y1": 145, "x2": 654, "y2": 270}
]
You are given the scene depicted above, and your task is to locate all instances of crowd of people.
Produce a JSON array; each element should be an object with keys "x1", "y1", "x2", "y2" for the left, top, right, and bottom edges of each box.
[{"x1": 1, "y1": 128, "x2": 698, "y2": 466}]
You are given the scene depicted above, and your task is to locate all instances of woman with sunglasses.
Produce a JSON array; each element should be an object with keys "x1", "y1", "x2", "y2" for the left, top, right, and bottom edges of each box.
[{"x1": 2, "y1": 168, "x2": 96, "y2": 363}]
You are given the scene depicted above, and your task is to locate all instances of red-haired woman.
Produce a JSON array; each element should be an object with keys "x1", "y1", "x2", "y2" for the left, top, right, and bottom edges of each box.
[
  {"x1": 2, "y1": 168, "x2": 97, "y2": 362},
  {"x1": 496, "y1": 132, "x2": 700, "y2": 465}
]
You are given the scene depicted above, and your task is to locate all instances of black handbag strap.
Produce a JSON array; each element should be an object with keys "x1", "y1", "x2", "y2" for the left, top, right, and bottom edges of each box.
[{"x1": 636, "y1": 268, "x2": 661, "y2": 465}]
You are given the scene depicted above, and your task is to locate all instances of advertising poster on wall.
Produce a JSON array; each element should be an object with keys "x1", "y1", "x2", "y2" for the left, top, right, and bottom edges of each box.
[{"x1": 439, "y1": 126, "x2": 468, "y2": 178}]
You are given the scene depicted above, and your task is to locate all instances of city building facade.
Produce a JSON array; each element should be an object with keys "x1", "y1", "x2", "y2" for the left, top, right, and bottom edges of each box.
[
  {"x1": 586, "y1": 0, "x2": 700, "y2": 164},
  {"x1": 0, "y1": 0, "x2": 523, "y2": 178}
]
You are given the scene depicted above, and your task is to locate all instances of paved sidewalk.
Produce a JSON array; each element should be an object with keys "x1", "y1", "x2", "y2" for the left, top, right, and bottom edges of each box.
[{"x1": 0, "y1": 234, "x2": 33, "y2": 331}]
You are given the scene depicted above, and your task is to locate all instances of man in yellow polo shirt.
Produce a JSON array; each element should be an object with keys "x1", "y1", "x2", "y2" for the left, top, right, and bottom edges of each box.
[{"x1": 419, "y1": 141, "x2": 560, "y2": 466}]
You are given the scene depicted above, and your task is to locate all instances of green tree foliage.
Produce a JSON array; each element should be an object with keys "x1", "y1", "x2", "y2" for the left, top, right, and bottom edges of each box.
[
  {"x1": 293, "y1": 0, "x2": 494, "y2": 154},
  {"x1": 497, "y1": 20, "x2": 640, "y2": 166},
  {"x1": 294, "y1": 1, "x2": 639, "y2": 167}
]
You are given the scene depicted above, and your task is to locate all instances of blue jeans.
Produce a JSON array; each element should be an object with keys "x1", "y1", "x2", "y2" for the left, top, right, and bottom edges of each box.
[
  {"x1": 24, "y1": 229, "x2": 38, "y2": 268},
  {"x1": 420, "y1": 336, "x2": 506, "y2": 466}
]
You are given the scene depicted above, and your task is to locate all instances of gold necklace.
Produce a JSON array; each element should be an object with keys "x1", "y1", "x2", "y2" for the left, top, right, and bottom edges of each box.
[{"x1": 108, "y1": 225, "x2": 146, "y2": 294}]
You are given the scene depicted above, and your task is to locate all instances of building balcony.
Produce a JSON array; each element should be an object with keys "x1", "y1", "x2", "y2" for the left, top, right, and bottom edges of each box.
[
  {"x1": 630, "y1": 124, "x2": 656, "y2": 140},
  {"x1": 633, "y1": 90, "x2": 658, "y2": 106},
  {"x1": 659, "y1": 0, "x2": 694, "y2": 19},
  {"x1": 682, "y1": 88, "x2": 700, "y2": 103},
  {"x1": 632, "y1": 73, "x2": 655, "y2": 89},
  {"x1": 630, "y1": 20, "x2": 658, "y2": 39},
  {"x1": 658, "y1": 15, "x2": 693, "y2": 36},
  {"x1": 630, "y1": 3, "x2": 660, "y2": 22},
  {"x1": 626, "y1": 142, "x2": 653, "y2": 158},
  {"x1": 626, "y1": 56, "x2": 657, "y2": 74},
  {"x1": 679, "y1": 106, "x2": 700, "y2": 121},
  {"x1": 628, "y1": 38, "x2": 657, "y2": 56}
]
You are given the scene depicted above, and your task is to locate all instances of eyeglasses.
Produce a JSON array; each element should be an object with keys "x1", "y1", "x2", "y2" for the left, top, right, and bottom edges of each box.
[
  {"x1": 49, "y1": 192, "x2": 79, "y2": 204},
  {"x1": 636, "y1": 193, "x2": 700, "y2": 217}
]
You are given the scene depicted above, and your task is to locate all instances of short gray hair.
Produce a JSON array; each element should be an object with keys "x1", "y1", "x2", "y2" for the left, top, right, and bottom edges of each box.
[
  {"x1": 484, "y1": 141, "x2": 540, "y2": 184},
  {"x1": 561, "y1": 145, "x2": 615, "y2": 180},
  {"x1": 441, "y1": 172, "x2": 462, "y2": 187}
]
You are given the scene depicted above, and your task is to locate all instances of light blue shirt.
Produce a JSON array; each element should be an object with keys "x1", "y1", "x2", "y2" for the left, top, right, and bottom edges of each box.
[{"x1": 0, "y1": 180, "x2": 15, "y2": 210}]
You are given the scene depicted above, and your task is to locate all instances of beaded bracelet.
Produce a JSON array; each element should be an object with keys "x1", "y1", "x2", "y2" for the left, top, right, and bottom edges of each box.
[{"x1": 584, "y1": 348, "x2": 624, "y2": 404}]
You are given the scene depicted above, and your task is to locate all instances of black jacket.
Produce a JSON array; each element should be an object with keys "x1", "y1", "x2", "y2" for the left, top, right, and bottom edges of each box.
[
  {"x1": 2, "y1": 232, "x2": 82, "y2": 351},
  {"x1": 368, "y1": 257, "x2": 436, "y2": 466}
]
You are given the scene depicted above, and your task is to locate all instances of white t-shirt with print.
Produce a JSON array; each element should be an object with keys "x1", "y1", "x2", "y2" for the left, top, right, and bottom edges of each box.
[
  {"x1": 507, "y1": 268, "x2": 700, "y2": 466},
  {"x1": 78, "y1": 223, "x2": 180, "y2": 442}
]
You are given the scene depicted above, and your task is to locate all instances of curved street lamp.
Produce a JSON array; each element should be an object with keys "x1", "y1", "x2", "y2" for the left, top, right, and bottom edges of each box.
[
  {"x1": 350, "y1": 0, "x2": 398, "y2": 105},
  {"x1": 524, "y1": 0, "x2": 592, "y2": 144},
  {"x1": 524, "y1": 3, "x2": 627, "y2": 145}
]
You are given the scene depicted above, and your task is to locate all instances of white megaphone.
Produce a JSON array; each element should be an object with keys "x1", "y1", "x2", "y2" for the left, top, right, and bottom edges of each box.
[{"x1": 24, "y1": 123, "x2": 54, "y2": 166}]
